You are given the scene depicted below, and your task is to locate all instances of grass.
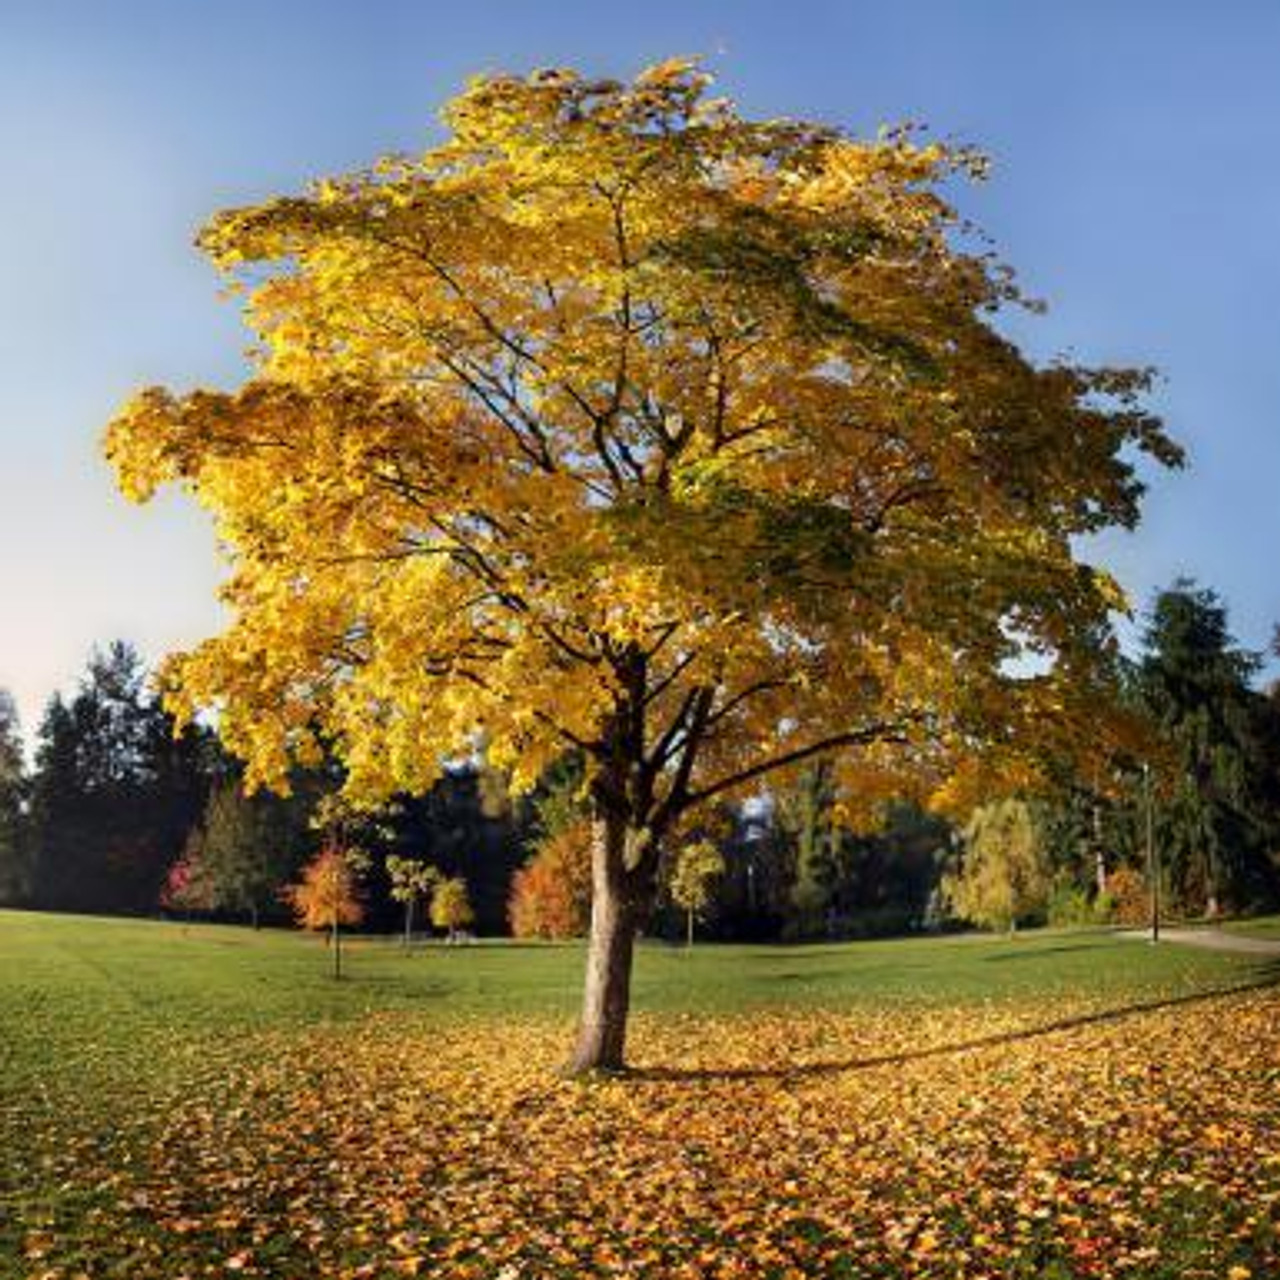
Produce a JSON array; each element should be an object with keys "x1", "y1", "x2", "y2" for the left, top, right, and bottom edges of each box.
[
  {"x1": 1222, "y1": 913, "x2": 1280, "y2": 939},
  {"x1": 2, "y1": 910, "x2": 1278, "y2": 1278}
]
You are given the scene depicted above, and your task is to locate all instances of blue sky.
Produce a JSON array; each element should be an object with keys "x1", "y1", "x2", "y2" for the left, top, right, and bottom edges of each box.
[{"x1": 3, "y1": 0, "x2": 1278, "y2": 744}]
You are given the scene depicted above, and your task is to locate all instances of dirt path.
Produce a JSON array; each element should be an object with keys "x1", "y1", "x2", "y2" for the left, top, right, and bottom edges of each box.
[{"x1": 1121, "y1": 927, "x2": 1280, "y2": 956}]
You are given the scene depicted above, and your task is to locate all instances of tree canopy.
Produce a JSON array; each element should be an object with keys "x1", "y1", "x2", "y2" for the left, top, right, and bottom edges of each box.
[{"x1": 105, "y1": 59, "x2": 1179, "y2": 1070}]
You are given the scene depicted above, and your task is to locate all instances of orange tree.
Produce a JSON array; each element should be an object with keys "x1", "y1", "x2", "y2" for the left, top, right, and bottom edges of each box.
[
  {"x1": 509, "y1": 821, "x2": 594, "y2": 940},
  {"x1": 105, "y1": 60, "x2": 1179, "y2": 1072},
  {"x1": 284, "y1": 845, "x2": 366, "y2": 979}
]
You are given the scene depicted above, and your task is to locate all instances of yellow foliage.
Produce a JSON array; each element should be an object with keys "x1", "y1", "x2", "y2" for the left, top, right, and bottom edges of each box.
[
  {"x1": 104, "y1": 58, "x2": 1179, "y2": 857},
  {"x1": 429, "y1": 875, "x2": 474, "y2": 934}
]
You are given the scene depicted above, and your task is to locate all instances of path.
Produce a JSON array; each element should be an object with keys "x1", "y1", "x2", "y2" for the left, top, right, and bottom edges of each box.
[{"x1": 1121, "y1": 927, "x2": 1280, "y2": 956}]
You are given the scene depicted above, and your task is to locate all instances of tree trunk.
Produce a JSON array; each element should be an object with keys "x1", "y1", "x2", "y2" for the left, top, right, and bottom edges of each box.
[
  {"x1": 566, "y1": 815, "x2": 649, "y2": 1075},
  {"x1": 1092, "y1": 803, "x2": 1107, "y2": 897},
  {"x1": 686, "y1": 907, "x2": 694, "y2": 949},
  {"x1": 250, "y1": 902, "x2": 260, "y2": 931}
]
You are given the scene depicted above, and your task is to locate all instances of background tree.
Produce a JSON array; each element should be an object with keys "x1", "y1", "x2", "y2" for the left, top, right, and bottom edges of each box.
[
  {"x1": 508, "y1": 821, "x2": 593, "y2": 939},
  {"x1": 285, "y1": 845, "x2": 366, "y2": 978},
  {"x1": 185, "y1": 777, "x2": 312, "y2": 927},
  {"x1": 780, "y1": 762, "x2": 840, "y2": 938},
  {"x1": 667, "y1": 839, "x2": 725, "y2": 947},
  {"x1": 508, "y1": 757, "x2": 593, "y2": 939},
  {"x1": 943, "y1": 798, "x2": 1051, "y2": 933},
  {"x1": 430, "y1": 876, "x2": 474, "y2": 942},
  {"x1": 27, "y1": 644, "x2": 212, "y2": 914},
  {"x1": 160, "y1": 829, "x2": 217, "y2": 916},
  {"x1": 106, "y1": 60, "x2": 1179, "y2": 1071},
  {"x1": 386, "y1": 855, "x2": 439, "y2": 947},
  {"x1": 1135, "y1": 582, "x2": 1277, "y2": 914},
  {"x1": 0, "y1": 691, "x2": 28, "y2": 904},
  {"x1": 716, "y1": 801, "x2": 794, "y2": 941},
  {"x1": 380, "y1": 764, "x2": 527, "y2": 935}
]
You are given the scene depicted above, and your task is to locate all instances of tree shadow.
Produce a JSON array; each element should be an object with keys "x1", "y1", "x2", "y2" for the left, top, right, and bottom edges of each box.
[
  {"x1": 979, "y1": 943, "x2": 1104, "y2": 962},
  {"x1": 630, "y1": 964, "x2": 1280, "y2": 1084}
]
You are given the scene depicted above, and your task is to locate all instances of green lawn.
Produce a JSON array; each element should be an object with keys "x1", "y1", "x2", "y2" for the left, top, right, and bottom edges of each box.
[
  {"x1": 2, "y1": 910, "x2": 1277, "y2": 1278},
  {"x1": 1222, "y1": 913, "x2": 1280, "y2": 939}
]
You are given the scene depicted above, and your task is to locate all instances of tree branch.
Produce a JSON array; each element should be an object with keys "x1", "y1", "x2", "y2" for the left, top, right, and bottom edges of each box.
[{"x1": 683, "y1": 721, "x2": 915, "y2": 809}]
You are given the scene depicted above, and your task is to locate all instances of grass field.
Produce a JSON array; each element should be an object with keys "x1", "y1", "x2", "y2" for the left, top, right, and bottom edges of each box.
[
  {"x1": 2, "y1": 910, "x2": 1278, "y2": 1278},
  {"x1": 1223, "y1": 914, "x2": 1280, "y2": 940}
]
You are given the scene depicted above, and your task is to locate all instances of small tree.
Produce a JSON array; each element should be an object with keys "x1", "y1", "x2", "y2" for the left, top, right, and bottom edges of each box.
[
  {"x1": 160, "y1": 829, "x2": 216, "y2": 917},
  {"x1": 285, "y1": 845, "x2": 366, "y2": 977},
  {"x1": 668, "y1": 839, "x2": 726, "y2": 947},
  {"x1": 386, "y1": 855, "x2": 440, "y2": 948},
  {"x1": 943, "y1": 798, "x2": 1051, "y2": 934},
  {"x1": 508, "y1": 821, "x2": 594, "y2": 940},
  {"x1": 430, "y1": 876, "x2": 474, "y2": 942}
]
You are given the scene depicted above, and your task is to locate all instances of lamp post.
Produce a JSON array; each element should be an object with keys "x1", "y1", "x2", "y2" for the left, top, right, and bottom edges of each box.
[{"x1": 1143, "y1": 761, "x2": 1159, "y2": 943}]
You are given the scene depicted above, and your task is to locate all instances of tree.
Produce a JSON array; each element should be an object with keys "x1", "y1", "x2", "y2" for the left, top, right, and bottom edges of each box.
[
  {"x1": 381, "y1": 763, "x2": 528, "y2": 935},
  {"x1": 1135, "y1": 582, "x2": 1276, "y2": 915},
  {"x1": 185, "y1": 778, "x2": 311, "y2": 927},
  {"x1": 943, "y1": 798, "x2": 1051, "y2": 933},
  {"x1": 105, "y1": 60, "x2": 1179, "y2": 1071},
  {"x1": 0, "y1": 691, "x2": 28, "y2": 904},
  {"x1": 430, "y1": 876, "x2": 474, "y2": 941},
  {"x1": 386, "y1": 855, "x2": 439, "y2": 947},
  {"x1": 27, "y1": 644, "x2": 212, "y2": 914},
  {"x1": 160, "y1": 828, "x2": 217, "y2": 915},
  {"x1": 779, "y1": 762, "x2": 840, "y2": 937},
  {"x1": 285, "y1": 845, "x2": 366, "y2": 978},
  {"x1": 667, "y1": 839, "x2": 725, "y2": 947},
  {"x1": 509, "y1": 820, "x2": 594, "y2": 939}
]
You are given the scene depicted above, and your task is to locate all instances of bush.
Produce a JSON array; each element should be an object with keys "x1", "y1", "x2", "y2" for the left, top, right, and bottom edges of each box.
[
  {"x1": 1103, "y1": 866, "x2": 1150, "y2": 925},
  {"x1": 1046, "y1": 881, "x2": 1103, "y2": 927}
]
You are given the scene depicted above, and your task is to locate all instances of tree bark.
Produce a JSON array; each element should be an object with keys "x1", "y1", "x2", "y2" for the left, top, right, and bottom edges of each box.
[
  {"x1": 566, "y1": 815, "x2": 648, "y2": 1074},
  {"x1": 1092, "y1": 803, "x2": 1107, "y2": 897}
]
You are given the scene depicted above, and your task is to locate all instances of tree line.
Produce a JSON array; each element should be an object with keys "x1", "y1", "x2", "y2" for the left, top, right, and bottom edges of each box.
[{"x1": 2, "y1": 579, "x2": 1278, "y2": 938}]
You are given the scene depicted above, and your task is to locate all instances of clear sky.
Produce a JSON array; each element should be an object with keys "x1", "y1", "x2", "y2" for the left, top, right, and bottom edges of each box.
[{"x1": 3, "y1": 0, "x2": 1278, "y2": 747}]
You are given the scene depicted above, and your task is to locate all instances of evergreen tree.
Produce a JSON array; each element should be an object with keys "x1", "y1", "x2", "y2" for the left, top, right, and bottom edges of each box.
[
  {"x1": 1137, "y1": 583, "x2": 1276, "y2": 914},
  {"x1": 0, "y1": 691, "x2": 28, "y2": 903},
  {"x1": 27, "y1": 643, "x2": 214, "y2": 913},
  {"x1": 184, "y1": 779, "x2": 311, "y2": 927}
]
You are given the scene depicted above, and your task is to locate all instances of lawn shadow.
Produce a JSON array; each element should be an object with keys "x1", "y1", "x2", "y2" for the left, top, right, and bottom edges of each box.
[
  {"x1": 979, "y1": 943, "x2": 1103, "y2": 962},
  {"x1": 631, "y1": 963, "x2": 1280, "y2": 1085}
]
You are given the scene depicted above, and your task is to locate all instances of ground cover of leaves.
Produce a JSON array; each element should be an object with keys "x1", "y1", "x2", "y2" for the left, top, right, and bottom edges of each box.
[{"x1": 5, "y1": 983, "x2": 1278, "y2": 1279}]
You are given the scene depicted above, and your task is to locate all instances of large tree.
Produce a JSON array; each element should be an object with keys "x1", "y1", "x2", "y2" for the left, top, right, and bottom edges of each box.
[{"x1": 105, "y1": 60, "x2": 1178, "y2": 1071}]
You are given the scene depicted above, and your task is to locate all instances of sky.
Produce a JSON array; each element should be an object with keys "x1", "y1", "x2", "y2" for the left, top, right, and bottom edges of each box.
[{"x1": 2, "y1": 0, "x2": 1279, "y2": 748}]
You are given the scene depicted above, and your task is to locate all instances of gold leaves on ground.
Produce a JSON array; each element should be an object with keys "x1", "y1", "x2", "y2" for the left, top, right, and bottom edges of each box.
[{"x1": 12, "y1": 990, "x2": 1280, "y2": 1277}]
